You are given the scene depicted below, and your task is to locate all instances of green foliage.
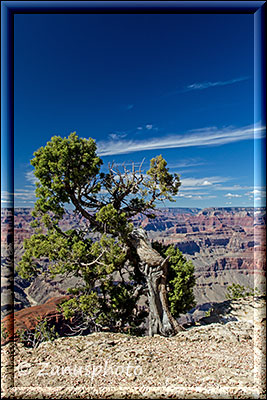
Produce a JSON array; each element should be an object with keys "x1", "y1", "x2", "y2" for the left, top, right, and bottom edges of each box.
[
  {"x1": 17, "y1": 132, "x2": 192, "y2": 335},
  {"x1": 226, "y1": 283, "x2": 262, "y2": 300},
  {"x1": 153, "y1": 242, "x2": 196, "y2": 318},
  {"x1": 31, "y1": 132, "x2": 102, "y2": 218},
  {"x1": 95, "y1": 204, "x2": 133, "y2": 238},
  {"x1": 1, "y1": 324, "x2": 8, "y2": 341},
  {"x1": 17, "y1": 318, "x2": 59, "y2": 348},
  {"x1": 165, "y1": 246, "x2": 196, "y2": 317},
  {"x1": 59, "y1": 293, "x2": 99, "y2": 320},
  {"x1": 146, "y1": 155, "x2": 181, "y2": 202},
  {"x1": 205, "y1": 308, "x2": 213, "y2": 318}
]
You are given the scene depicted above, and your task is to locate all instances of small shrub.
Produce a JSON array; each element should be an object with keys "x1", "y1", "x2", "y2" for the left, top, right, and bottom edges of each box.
[
  {"x1": 226, "y1": 283, "x2": 262, "y2": 300},
  {"x1": 17, "y1": 317, "x2": 59, "y2": 348},
  {"x1": 205, "y1": 308, "x2": 213, "y2": 318},
  {"x1": 1, "y1": 324, "x2": 8, "y2": 341}
]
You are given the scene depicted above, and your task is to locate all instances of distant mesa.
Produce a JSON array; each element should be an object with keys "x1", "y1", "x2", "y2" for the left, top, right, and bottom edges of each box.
[{"x1": 1, "y1": 206, "x2": 266, "y2": 318}]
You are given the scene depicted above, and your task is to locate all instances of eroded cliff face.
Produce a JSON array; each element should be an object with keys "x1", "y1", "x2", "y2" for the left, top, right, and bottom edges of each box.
[
  {"x1": 1, "y1": 207, "x2": 266, "y2": 316},
  {"x1": 143, "y1": 208, "x2": 266, "y2": 304},
  {"x1": 1, "y1": 209, "x2": 86, "y2": 317}
]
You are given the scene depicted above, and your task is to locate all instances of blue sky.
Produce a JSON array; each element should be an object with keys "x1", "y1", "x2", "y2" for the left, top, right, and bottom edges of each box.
[{"x1": 2, "y1": 13, "x2": 266, "y2": 208}]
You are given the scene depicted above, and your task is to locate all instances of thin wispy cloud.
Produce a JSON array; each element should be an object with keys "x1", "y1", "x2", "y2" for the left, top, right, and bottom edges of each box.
[
  {"x1": 168, "y1": 158, "x2": 205, "y2": 169},
  {"x1": 245, "y1": 188, "x2": 266, "y2": 198},
  {"x1": 97, "y1": 124, "x2": 264, "y2": 156},
  {"x1": 114, "y1": 161, "x2": 146, "y2": 168},
  {"x1": 135, "y1": 124, "x2": 158, "y2": 134},
  {"x1": 176, "y1": 176, "x2": 230, "y2": 200},
  {"x1": 184, "y1": 77, "x2": 249, "y2": 92},
  {"x1": 2, "y1": 171, "x2": 38, "y2": 206},
  {"x1": 178, "y1": 193, "x2": 217, "y2": 200},
  {"x1": 1, "y1": 191, "x2": 13, "y2": 205},
  {"x1": 224, "y1": 193, "x2": 242, "y2": 198},
  {"x1": 108, "y1": 132, "x2": 127, "y2": 140},
  {"x1": 181, "y1": 176, "x2": 230, "y2": 189},
  {"x1": 215, "y1": 184, "x2": 253, "y2": 191},
  {"x1": 25, "y1": 170, "x2": 38, "y2": 185},
  {"x1": 121, "y1": 104, "x2": 134, "y2": 111},
  {"x1": 1, "y1": 189, "x2": 36, "y2": 202}
]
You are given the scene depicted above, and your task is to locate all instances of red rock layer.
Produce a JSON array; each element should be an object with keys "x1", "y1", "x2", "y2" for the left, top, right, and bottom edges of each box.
[{"x1": 1, "y1": 296, "x2": 70, "y2": 345}]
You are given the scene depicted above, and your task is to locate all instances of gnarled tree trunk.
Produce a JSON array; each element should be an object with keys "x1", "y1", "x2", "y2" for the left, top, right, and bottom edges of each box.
[{"x1": 129, "y1": 228, "x2": 183, "y2": 336}]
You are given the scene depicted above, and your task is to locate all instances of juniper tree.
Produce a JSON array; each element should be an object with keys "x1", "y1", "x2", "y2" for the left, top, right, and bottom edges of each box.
[{"x1": 18, "y1": 132, "x2": 196, "y2": 336}]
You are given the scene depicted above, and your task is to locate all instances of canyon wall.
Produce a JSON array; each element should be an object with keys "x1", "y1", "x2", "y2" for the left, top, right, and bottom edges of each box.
[
  {"x1": 1, "y1": 207, "x2": 266, "y2": 317},
  {"x1": 141, "y1": 207, "x2": 266, "y2": 303}
]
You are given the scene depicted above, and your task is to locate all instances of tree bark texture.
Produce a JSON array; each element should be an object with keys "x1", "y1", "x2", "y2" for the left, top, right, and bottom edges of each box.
[{"x1": 129, "y1": 228, "x2": 183, "y2": 336}]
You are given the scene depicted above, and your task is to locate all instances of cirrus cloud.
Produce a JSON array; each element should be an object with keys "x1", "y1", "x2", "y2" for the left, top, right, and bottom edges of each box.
[
  {"x1": 184, "y1": 77, "x2": 249, "y2": 92},
  {"x1": 97, "y1": 124, "x2": 264, "y2": 156},
  {"x1": 224, "y1": 193, "x2": 242, "y2": 198}
]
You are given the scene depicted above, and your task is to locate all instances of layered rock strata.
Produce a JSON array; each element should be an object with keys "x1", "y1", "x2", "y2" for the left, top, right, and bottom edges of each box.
[{"x1": 1, "y1": 207, "x2": 266, "y2": 314}]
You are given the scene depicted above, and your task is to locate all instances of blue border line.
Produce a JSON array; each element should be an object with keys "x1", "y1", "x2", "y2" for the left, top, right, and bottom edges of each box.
[
  {"x1": 1, "y1": 1, "x2": 266, "y2": 13},
  {"x1": 1, "y1": 3, "x2": 14, "y2": 208},
  {"x1": 1, "y1": 3, "x2": 14, "y2": 382},
  {"x1": 1, "y1": 1, "x2": 266, "y2": 395},
  {"x1": 254, "y1": 6, "x2": 266, "y2": 208},
  {"x1": 1, "y1": 2, "x2": 265, "y2": 209}
]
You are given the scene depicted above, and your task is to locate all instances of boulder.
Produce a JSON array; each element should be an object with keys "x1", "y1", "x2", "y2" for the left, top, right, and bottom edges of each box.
[{"x1": 1, "y1": 295, "x2": 70, "y2": 345}]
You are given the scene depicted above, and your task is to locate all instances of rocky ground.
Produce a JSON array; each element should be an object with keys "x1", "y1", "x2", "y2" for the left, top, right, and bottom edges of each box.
[
  {"x1": 1, "y1": 297, "x2": 266, "y2": 399},
  {"x1": 1, "y1": 207, "x2": 266, "y2": 398}
]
